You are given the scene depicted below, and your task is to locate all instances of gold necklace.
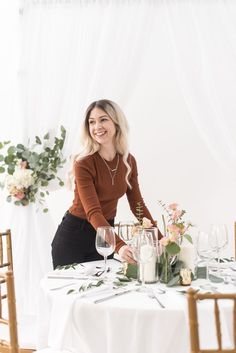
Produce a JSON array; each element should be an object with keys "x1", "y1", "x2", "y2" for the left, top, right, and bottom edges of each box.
[{"x1": 100, "y1": 154, "x2": 120, "y2": 186}]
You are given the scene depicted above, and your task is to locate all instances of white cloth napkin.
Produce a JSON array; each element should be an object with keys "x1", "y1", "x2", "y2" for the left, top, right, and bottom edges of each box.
[{"x1": 47, "y1": 263, "x2": 99, "y2": 279}]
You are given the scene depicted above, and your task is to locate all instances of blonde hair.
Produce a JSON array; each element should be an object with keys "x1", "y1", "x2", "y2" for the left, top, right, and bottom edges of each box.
[{"x1": 70, "y1": 99, "x2": 132, "y2": 188}]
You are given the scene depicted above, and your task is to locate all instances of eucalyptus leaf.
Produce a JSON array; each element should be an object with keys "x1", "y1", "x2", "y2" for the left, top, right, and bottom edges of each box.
[
  {"x1": 5, "y1": 155, "x2": 15, "y2": 164},
  {"x1": 7, "y1": 165, "x2": 15, "y2": 175},
  {"x1": 44, "y1": 132, "x2": 50, "y2": 140},
  {"x1": 125, "y1": 263, "x2": 138, "y2": 279},
  {"x1": 183, "y1": 233, "x2": 193, "y2": 244},
  {"x1": 67, "y1": 289, "x2": 76, "y2": 295},
  {"x1": 166, "y1": 275, "x2": 180, "y2": 287},
  {"x1": 35, "y1": 136, "x2": 42, "y2": 144},
  {"x1": 166, "y1": 242, "x2": 181, "y2": 255},
  {"x1": 7, "y1": 146, "x2": 16, "y2": 155},
  {"x1": 6, "y1": 195, "x2": 12, "y2": 202}
]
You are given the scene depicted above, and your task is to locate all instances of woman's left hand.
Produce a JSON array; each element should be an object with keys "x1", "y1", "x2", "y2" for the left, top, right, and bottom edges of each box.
[{"x1": 118, "y1": 245, "x2": 136, "y2": 264}]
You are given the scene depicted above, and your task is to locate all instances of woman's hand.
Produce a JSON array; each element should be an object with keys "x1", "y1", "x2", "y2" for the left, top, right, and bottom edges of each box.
[{"x1": 118, "y1": 245, "x2": 136, "y2": 264}]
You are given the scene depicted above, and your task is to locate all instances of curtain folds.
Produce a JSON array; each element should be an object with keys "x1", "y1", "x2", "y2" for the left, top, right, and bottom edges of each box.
[
  {"x1": 2, "y1": 0, "x2": 235, "y2": 316},
  {"x1": 164, "y1": 0, "x2": 236, "y2": 178},
  {"x1": 19, "y1": 0, "x2": 156, "y2": 158},
  {"x1": 18, "y1": 0, "x2": 236, "y2": 180}
]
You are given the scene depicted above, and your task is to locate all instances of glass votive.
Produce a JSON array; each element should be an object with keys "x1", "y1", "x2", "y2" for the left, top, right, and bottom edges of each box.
[{"x1": 180, "y1": 268, "x2": 192, "y2": 286}]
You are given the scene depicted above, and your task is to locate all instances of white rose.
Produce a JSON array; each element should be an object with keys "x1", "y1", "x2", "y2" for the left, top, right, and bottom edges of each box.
[{"x1": 12, "y1": 168, "x2": 35, "y2": 188}]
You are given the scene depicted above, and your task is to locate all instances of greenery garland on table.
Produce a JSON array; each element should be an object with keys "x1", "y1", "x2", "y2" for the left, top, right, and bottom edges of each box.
[{"x1": 0, "y1": 126, "x2": 66, "y2": 212}]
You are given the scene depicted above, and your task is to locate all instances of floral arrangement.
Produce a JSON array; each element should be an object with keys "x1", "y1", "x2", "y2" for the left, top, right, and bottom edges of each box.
[
  {"x1": 0, "y1": 126, "x2": 66, "y2": 212},
  {"x1": 158, "y1": 201, "x2": 193, "y2": 255},
  {"x1": 156, "y1": 201, "x2": 194, "y2": 284}
]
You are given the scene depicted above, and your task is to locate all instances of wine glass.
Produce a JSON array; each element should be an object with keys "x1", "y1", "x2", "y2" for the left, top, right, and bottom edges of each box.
[
  {"x1": 118, "y1": 221, "x2": 135, "y2": 245},
  {"x1": 196, "y1": 231, "x2": 215, "y2": 289},
  {"x1": 95, "y1": 226, "x2": 116, "y2": 278},
  {"x1": 131, "y1": 230, "x2": 154, "y2": 290},
  {"x1": 209, "y1": 224, "x2": 228, "y2": 263}
]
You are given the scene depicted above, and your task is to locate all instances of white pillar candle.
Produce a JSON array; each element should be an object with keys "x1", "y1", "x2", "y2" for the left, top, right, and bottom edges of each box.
[
  {"x1": 139, "y1": 245, "x2": 157, "y2": 283},
  {"x1": 178, "y1": 242, "x2": 195, "y2": 272}
]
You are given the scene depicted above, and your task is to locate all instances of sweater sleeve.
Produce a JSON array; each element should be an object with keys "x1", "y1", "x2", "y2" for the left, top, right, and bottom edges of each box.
[
  {"x1": 74, "y1": 159, "x2": 125, "y2": 252},
  {"x1": 126, "y1": 155, "x2": 162, "y2": 240}
]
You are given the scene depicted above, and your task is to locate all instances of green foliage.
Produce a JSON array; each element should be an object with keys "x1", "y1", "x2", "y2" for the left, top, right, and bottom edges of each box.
[
  {"x1": 124, "y1": 263, "x2": 138, "y2": 279},
  {"x1": 166, "y1": 242, "x2": 181, "y2": 255},
  {"x1": 0, "y1": 126, "x2": 66, "y2": 211},
  {"x1": 135, "y1": 201, "x2": 143, "y2": 225}
]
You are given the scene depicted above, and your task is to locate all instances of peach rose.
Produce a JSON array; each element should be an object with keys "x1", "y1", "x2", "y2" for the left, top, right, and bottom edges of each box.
[
  {"x1": 168, "y1": 203, "x2": 178, "y2": 211},
  {"x1": 142, "y1": 217, "x2": 153, "y2": 228},
  {"x1": 160, "y1": 237, "x2": 170, "y2": 246},
  {"x1": 20, "y1": 161, "x2": 28, "y2": 169},
  {"x1": 15, "y1": 191, "x2": 25, "y2": 200},
  {"x1": 172, "y1": 210, "x2": 183, "y2": 221},
  {"x1": 167, "y1": 224, "x2": 181, "y2": 235}
]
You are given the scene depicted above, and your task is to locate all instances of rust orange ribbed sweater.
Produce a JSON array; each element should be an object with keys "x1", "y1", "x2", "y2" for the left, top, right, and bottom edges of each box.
[{"x1": 69, "y1": 152, "x2": 156, "y2": 252}]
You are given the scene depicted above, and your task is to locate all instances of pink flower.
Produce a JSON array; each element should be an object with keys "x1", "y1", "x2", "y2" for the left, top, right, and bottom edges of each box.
[
  {"x1": 15, "y1": 191, "x2": 25, "y2": 200},
  {"x1": 20, "y1": 161, "x2": 27, "y2": 169},
  {"x1": 172, "y1": 210, "x2": 183, "y2": 221},
  {"x1": 160, "y1": 237, "x2": 170, "y2": 246},
  {"x1": 142, "y1": 217, "x2": 153, "y2": 228},
  {"x1": 167, "y1": 224, "x2": 181, "y2": 235},
  {"x1": 168, "y1": 203, "x2": 178, "y2": 211},
  {"x1": 169, "y1": 233, "x2": 178, "y2": 242}
]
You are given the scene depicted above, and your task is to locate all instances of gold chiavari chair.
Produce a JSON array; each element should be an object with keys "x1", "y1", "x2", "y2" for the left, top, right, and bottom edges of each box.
[
  {"x1": 0, "y1": 270, "x2": 35, "y2": 353},
  {"x1": 187, "y1": 288, "x2": 236, "y2": 353},
  {"x1": 0, "y1": 229, "x2": 13, "y2": 271},
  {"x1": 114, "y1": 221, "x2": 140, "y2": 244}
]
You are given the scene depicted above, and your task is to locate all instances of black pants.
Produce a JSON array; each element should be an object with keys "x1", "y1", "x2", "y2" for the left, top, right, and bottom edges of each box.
[{"x1": 51, "y1": 211, "x2": 114, "y2": 269}]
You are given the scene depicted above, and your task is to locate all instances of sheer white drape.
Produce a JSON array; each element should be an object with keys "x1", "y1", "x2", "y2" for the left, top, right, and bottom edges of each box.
[
  {"x1": 1, "y1": 0, "x2": 236, "y2": 316},
  {"x1": 19, "y1": 0, "x2": 155, "y2": 157},
  {"x1": 164, "y1": 0, "x2": 236, "y2": 179}
]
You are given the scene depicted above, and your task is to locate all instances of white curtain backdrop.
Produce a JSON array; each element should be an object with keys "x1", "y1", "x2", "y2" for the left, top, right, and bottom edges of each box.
[{"x1": 1, "y1": 0, "x2": 236, "y2": 316}]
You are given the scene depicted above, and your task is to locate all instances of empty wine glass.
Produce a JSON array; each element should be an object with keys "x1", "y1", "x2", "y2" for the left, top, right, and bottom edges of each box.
[
  {"x1": 196, "y1": 231, "x2": 215, "y2": 289},
  {"x1": 210, "y1": 224, "x2": 228, "y2": 262},
  {"x1": 118, "y1": 221, "x2": 135, "y2": 245},
  {"x1": 95, "y1": 226, "x2": 116, "y2": 278}
]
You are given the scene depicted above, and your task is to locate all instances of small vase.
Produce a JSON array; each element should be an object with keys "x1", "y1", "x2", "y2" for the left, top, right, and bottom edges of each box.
[{"x1": 159, "y1": 250, "x2": 173, "y2": 284}]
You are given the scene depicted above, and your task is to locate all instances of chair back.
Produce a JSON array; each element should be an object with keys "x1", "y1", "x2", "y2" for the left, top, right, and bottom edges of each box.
[
  {"x1": 0, "y1": 270, "x2": 19, "y2": 353},
  {"x1": 187, "y1": 288, "x2": 236, "y2": 353},
  {"x1": 0, "y1": 230, "x2": 13, "y2": 270},
  {"x1": 114, "y1": 222, "x2": 139, "y2": 243}
]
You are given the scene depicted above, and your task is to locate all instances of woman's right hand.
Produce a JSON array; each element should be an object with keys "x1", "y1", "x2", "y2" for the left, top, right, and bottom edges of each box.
[{"x1": 118, "y1": 245, "x2": 136, "y2": 264}]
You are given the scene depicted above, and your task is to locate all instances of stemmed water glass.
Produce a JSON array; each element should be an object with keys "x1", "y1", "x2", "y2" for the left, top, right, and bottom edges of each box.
[
  {"x1": 209, "y1": 224, "x2": 228, "y2": 264},
  {"x1": 196, "y1": 230, "x2": 215, "y2": 289},
  {"x1": 95, "y1": 226, "x2": 116, "y2": 278},
  {"x1": 131, "y1": 230, "x2": 154, "y2": 290}
]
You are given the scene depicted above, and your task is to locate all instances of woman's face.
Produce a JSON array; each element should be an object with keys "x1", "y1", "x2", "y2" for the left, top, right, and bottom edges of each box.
[{"x1": 88, "y1": 107, "x2": 116, "y2": 146}]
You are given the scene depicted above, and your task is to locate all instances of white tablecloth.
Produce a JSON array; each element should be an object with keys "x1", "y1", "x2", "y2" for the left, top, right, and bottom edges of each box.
[{"x1": 36, "y1": 259, "x2": 236, "y2": 353}]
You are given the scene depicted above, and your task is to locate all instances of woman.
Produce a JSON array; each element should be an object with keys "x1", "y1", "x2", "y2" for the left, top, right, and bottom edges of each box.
[{"x1": 51, "y1": 99, "x2": 160, "y2": 269}]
